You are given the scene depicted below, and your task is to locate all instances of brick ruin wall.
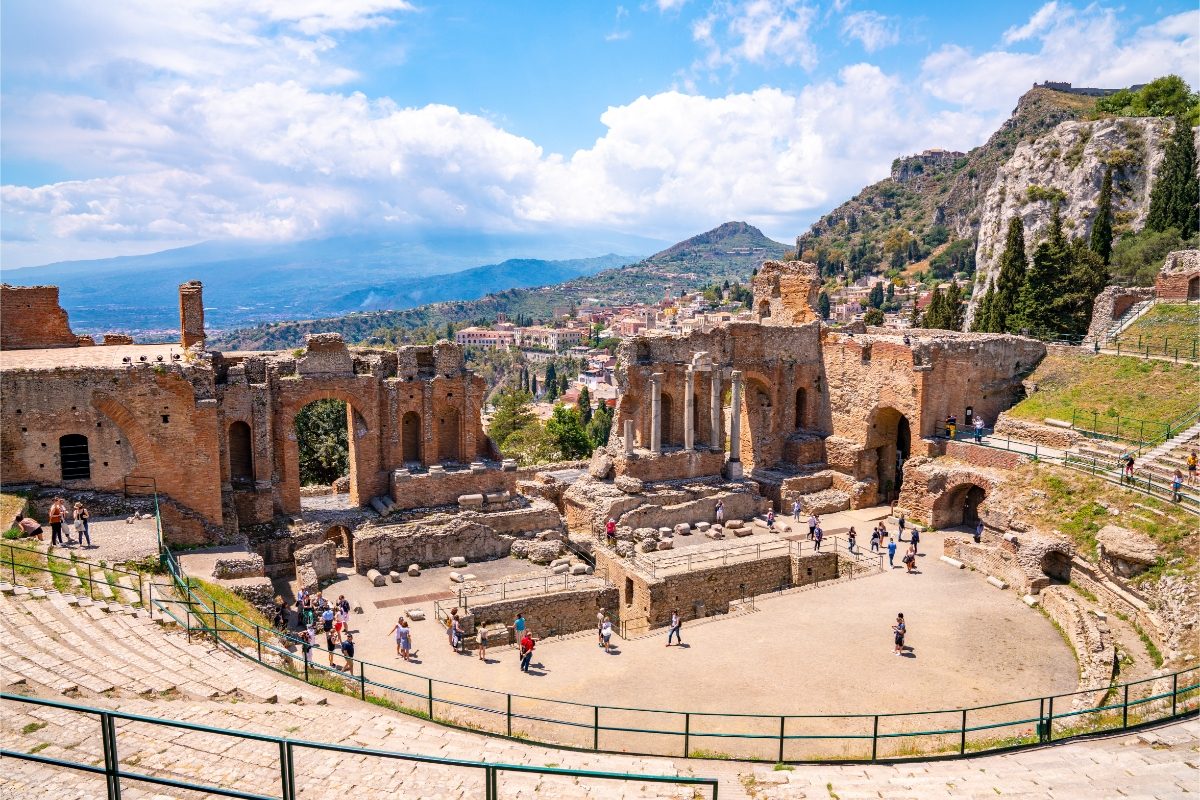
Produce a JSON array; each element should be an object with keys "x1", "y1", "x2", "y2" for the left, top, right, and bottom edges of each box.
[
  {"x1": 1154, "y1": 249, "x2": 1200, "y2": 301},
  {"x1": 0, "y1": 285, "x2": 83, "y2": 350},
  {"x1": 463, "y1": 586, "x2": 620, "y2": 640},
  {"x1": 1084, "y1": 286, "x2": 1155, "y2": 343}
]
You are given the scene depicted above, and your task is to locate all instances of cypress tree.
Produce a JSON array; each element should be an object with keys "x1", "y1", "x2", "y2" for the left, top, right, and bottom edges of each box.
[
  {"x1": 971, "y1": 280, "x2": 996, "y2": 333},
  {"x1": 992, "y1": 216, "x2": 1027, "y2": 333},
  {"x1": 1014, "y1": 204, "x2": 1068, "y2": 337},
  {"x1": 530, "y1": 374, "x2": 538, "y2": 396},
  {"x1": 577, "y1": 386, "x2": 593, "y2": 424},
  {"x1": 1146, "y1": 116, "x2": 1200, "y2": 237},
  {"x1": 945, "y1": 281, "x2": 965, "y2": 331},
  {"x1": 1090, "y1": 167, "x2": 1114, "y2": 264},
  {"x1": 868, "y1": 282, "x2": 885, "y2": 309},
  {"x1": 1064, "y1": 238, "x2": 1109, "y2": 338},
  {"x1": 922, "y1": 286, "x2": 947, "y2": 329},
  {"x1": 817, "y1": 291, "x2": 831, "y2": 320},
  {"x1": 544, "y1": 364, "x2": 558, "y2": 400}
]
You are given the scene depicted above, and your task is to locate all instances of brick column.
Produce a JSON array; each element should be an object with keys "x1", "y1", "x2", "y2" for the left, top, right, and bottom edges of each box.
[
  {"x1": 684, "y1": 367, "x2": 695, "y2": 450},
  {"x1": 649, "y1": 373, "x2": 663, "y2": 454},
  {"x1": 710, "y1": 370, "x2": 722, "y2": 450},
  {"x1": 179, "y1": 281, "x2": 205, "y2": 349},
  {"x1": 726, "y1": 370, "x2": 743, "y2": 479}
]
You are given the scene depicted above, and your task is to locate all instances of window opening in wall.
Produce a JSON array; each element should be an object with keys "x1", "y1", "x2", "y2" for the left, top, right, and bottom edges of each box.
[
  {"x1": 161, "y1": 415, "x2": 170, "y2": 424},
  {"x1": 59, "y1": 434, "x2": 91, "y2": 481},
  {"x1": 229, "y1": 421, "x2": 254, "y2": 484},
  {"x1": 624, "y1": 578, "x2": 634, "y2": 606}
]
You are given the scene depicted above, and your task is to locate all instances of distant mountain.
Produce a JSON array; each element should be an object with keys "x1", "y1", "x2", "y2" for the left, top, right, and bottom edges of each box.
[
  {"x1": 1, "y1": 229, "x2": 666, "y2": 334},
  {"x1": 211, "y1": 221, "x2": 788, "y2": 350}
]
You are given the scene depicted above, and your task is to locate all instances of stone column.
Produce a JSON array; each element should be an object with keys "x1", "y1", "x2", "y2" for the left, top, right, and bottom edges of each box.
[
  {"x1": 726, "y1": 370, "x2": 743, "y2": 478},
  {"x1": 649, "y1": 373, "x2": 663, "y2": 454},
  {"x1": 709, "y1": 370, "x2": 722, "y2": 450},
  {"x1": 683, "y1": 368, "x2": 695, "y2": 450},
  {"x1": 624, "y1": 419, "x2": 634, "y2": 455}
]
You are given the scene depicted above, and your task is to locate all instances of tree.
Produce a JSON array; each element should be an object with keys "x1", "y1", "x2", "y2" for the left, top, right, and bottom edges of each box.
[
  {"x1": 922, "y1": 286, "x2": 948, "y2": 329},
  {"x1": 558, "y1": 372, "x2": 569, "y2": 396},
  {"x1": 502, "y1": 421, "x2": 557, "y2": 466},
  {"x1": 577, "y1": 386, "x2": 593, "y2": 424},
  {"x1": 487, "y1": 389, "x2": 535, "y2": 449},
  {"x1": 1090, "y1": 167, "x2": 1114, "y2": 264},
  {"x1": 1062, "y1": 239, "x2": 1109, "y2": 338},
  {"x1": 546, "y1": 405, "x2": 593, "y2": 459},
  {"x1": 944, "y1": 281, "x2": 965, "y2": 331},
  {"x1": 868, "y1": 281, "x2": 885, "y2": 309},
  {"x1": 971, "y1": 280, "x2": 996, "y2": 333},
  {"x1": 908, "y1": 299, "x2": 921, "y2": 327},
  {"x1": 991, "y1": 216, "x2": 1028, "y2": 333},
  {"x1": 544, "y1": 364, "x2": 558, "y2": 400},
  {"x1": 530, "y1": 374, "x2": 538, "y2": 396},
  {"x1": 1146, "y1": 116, "x2": 1200, "y2": 237},
  {"x1": 1013, "y1": 204, "x2": 1069, "y2": 336},
  {"x1": 294, "y1": 399, "x2": 349, "y2": 486},
  {"x1": 1096, "y1": 75, "x2": 1200, "y2": 123},
  {"x1": 587, "y1": 403, "x2": 613, "y2": 448},
  {"x1": 863, "y1": 307, "x2": 885, "y2": 326},
  {"x1": 817, "y1": 291, "x2": 831, "y2": 320},
  {"x1": 886, "y1": 282, "x2": 895, "y2": 301}
]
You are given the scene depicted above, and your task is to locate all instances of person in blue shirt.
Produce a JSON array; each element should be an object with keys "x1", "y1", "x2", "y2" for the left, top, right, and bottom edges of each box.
[{"x1": 887, "y1": 538, "x2": 897, "y2": 567}]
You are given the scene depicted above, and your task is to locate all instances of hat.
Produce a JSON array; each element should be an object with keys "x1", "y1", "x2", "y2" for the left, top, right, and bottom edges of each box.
[{"x1": 74, "y1": 502, "x2": 83, "y2": 508}]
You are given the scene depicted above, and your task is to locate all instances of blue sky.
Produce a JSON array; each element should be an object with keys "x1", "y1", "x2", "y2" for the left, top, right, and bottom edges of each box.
[{"x1": 2, "y1": 0, "x2": 1197, "y2": 267}]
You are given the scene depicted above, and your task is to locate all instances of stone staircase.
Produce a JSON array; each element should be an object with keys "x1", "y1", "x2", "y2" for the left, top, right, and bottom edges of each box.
[
  {"x1": 1102, "y1": 297, "x2": 1156, "y2": 341},
  {"x1": 0, "y1": 584, "x2": 325, "y2": 705},
  {"x1": 1068, "y1": 428, "x2": 1200, "y2": 508}
]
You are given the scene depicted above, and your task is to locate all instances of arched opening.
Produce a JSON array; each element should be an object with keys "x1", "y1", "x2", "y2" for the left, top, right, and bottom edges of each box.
[
  {"x1": 660, "y1": 393, "x2": 675, "y2": 447},
  {"x1": 402, "y1": 411, "x2": 422, "y2": 464},
  {"x1": 758, "y1": 301, "x2": 771, "y2": 318},
  {"x1": 1040, "y1": 550, "x2": 1072, "y2": 584},
  {"x1": 228, "y1": 421, "x2": 254, "y2": 484},
  {"x1": 870, "y1": 407, "x2": 910, "y2": 502},
  {"x1": 59, "y1": 434, "x2": 91, "y2": 481},
  {"x1": 438, "y1": 407, "x2": 461, "y2": 463},
  {"x1": 962, "y1": 485, "x2": 985, "y2": 525},
  {"x1": 739, "y1": 377, "x2": 774, "y2": 468},
  {"x1": 624, "y1": 577, "x2": 634, "y2": 607},
  {"x1": 1189, "y1": 276, "x2": 1200, "y2": 301},
  {"x1": 934, "y1": 482, "x2": 988, "y2": 528},
  {"x1": 323, "y1": 525, "x2": 354, "y2": 562},
  {"x1": 294, "y1": 399, "x2": 350, "y2": 487},
  {"x1": 794, "y1": 388, "x2": 807, "y2": 430}
]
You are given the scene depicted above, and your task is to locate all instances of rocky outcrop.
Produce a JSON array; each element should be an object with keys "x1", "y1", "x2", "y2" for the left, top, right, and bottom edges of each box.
[
  {"x1": 968, "y1": 117, "x2": 1181, "y2": 326},
  {"x1": 1096, "y1": 525, "x2": 1159, "y2": 578}
]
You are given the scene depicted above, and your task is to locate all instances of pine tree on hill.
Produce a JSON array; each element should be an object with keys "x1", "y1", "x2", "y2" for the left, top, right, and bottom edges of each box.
[
  {"x1": 1146, "y1": 116, "x2": 1200, "y2": 237},
  {"x1": 992, "y1": 216, "x2": 1027, "y2": 334},
  {"x1": 945, "y1": 281, "x2": 965, "y2": 331},
  {"x1": 1090, "y1": 167, "x2": 1114, "y2": 264},
  {"x1": 971, "y1": 280, "x2": 996, "y2": 333},
  {"x1": 1014, "y1": 204, "x2": 1069, "y2": 337},
  {"x1": 868, "y1": 281, "x2": 885, "y2": 309},
  {"x1": 1063, "y1": 238, "x2": 1109, "y2": 338},
  {"x1": 922, "y1": 286, "x2": 947, "y2": 330},
  {"x1": 530, "y1": 374, "x2": 538, "y2": 396}
]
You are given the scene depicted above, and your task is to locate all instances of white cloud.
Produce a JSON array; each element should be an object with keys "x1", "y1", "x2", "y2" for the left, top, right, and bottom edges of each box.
[
  {"x1": 1002, "y1": 2, "x2": 1060, "y2": 45},
  {"x1": 656, "y1": 0, "x2": 689, "y2": 10},
  {"x1": 840, "y1": 10, "x2": 899, "y2": 53},
  {"x1": 922, "y1": 5, "x2": 1200, "y2": 112},
  {"x1": 606, "y1": 5, "x2": 632, "y2": 41},
  {"x1": 693, "y1": 1, "x2": 820, "y2": 71}
]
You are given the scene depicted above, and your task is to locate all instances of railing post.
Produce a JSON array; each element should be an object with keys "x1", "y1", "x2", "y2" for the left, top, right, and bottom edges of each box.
[
  {"x1": 256, "y1": 624, "x2": 262, "y2": 662},
  {"x1": 778, "y1": 715, "x2": 786, "y2": 763},
  {"x1": 303, "y1": 654, "x2": 309, "y2": 684},
  {"x1": 212, "y1": 607, "x2": 219, "y2": 647},
  {"x1": 684, "y1": 712, "x2": 690, "y2": 758},
  {"x1": 871, "y1": 714, "x2": 878, "y2": 760},
  {"x1": 1122, "y1": 683, "x2": 1129, "y2": 729},
  {"x1": 1046, "y1": 696, "x2": 1054, "y2": 741},
  {"x1": 506, "y1": 693, "x2": 512, "y2": 737},
  {"x1": 593, "y1": 705, "x2": 600, "y2": 751},
  {"x1": 485, "y1": 765, "x2": 498, "y2": 800},
  {"x1": 960, "y1": 708, "x2": 967, "y2": 755},
  {"x1": 428, "y1": 677, "x2": 434, "y2": 719},
  {"x1": 87, "y1": 564, "x2": 94, "y2": 599},
  {"x1": 1172, "y1": 672, "x2": 1178, "y2": 717},
  {"x1": 101, "y1": 711, "x2": 121, "y2": 800},
  {"x1": 279, "y1": 740, "x2": 295, "y2": 800}
]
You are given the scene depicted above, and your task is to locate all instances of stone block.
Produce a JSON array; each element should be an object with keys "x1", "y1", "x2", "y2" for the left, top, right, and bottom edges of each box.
[
  {"x1": 656, "y1": 539, "x2": 674, "y2": 550},
  {"x1": 449, "y1": 556, "x2": 468, "y2": 568},
  {"x1": 570, "y1": 563, "x2": 591, "y2": 575},
  {"x1": 615, "y1": 475, "x2": 644, "y2": 494},
  {"x1": 463, "y1": 574, "x2": 477, "y2": 582},
  {"x1": 551, "y1": 562, "x2": 570, "y2": 574},
  {"x1": 389, "y1": 571, "x2": 402, "y2": 583},
  {"x1": 658, "y1": 526, "x2": 673, "y2": 537},
  {"x1": 501, "y1": 459, "x2": 518, "y2": 471},
  {"x1": 986, "y1": 576, "x2": 1009, "y2": 589},
  {"x1": 674, "y1": 523, "x2": 691, "y2": 535},
  {"x1": 939, "y1": 556, "x2": 965, "y2": 569},
  {"x1": 550, "y1": 557, "x2": 571, "y2": 568},
  {"x1": 408, "y1": 564, "x2": 421, "y2": 577},
  {"x1": 458, "y1": 494, "x2": 485, "y2": 509},
  {"x1": 695, "y1": 521, "x2": 710, "y2": 531},
  {"x1": 1022, "y1": 595, "x2": 1039, "y2": 607},
  {"x1": 484, "y1": 491, "x2": 510, "y2": 504},
  {"x1": 407, "y1": 608, "x2": 426, "y2": 621},
  {"x1": 724, "y1": 519, "x2": 743, "y2": 530},
  {"x1": 733, "y1": 527, "x2": 753, "y2": 538},
  {"x1": 367, "y1": 569, "x2": 386, "y2": 587},
  {"x1": 449, "y1": 571, "x2": 465, "y2": 583},
  {"x1": 536, "y1": 529, "x2": 561, "y2": 541}
]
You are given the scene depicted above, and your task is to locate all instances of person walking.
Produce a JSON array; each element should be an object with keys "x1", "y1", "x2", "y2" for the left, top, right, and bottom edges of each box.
[
  {"x1": 519, "y1": 630, "x2": 535, "y2": 672},
  {"x1": 301, "y1": 628, "x2": 314, "y2": 664},
  {"x1": 604, "y1": 517, "x2": 617, "y2": 541},
  {"x1": 391, "y1": 617, "x2": 413, "y2": 660},
  {"x1": 910, "y1": 527, "x2": 920, "y2": 555},
  {"x1": 1187, "y1": 450, "x2": 1198, "y2": 487},
  {"x1": 72, "y1": 502, "x2": 91, "y2": 547},
  {"x1": 973, "y1": 416, "x2": 986, "y2": 443},
  {"x1": 766, "y1": 509, "x2": 776, "y2": 531},
  {"x1": 1123, "y1": 455, "x2": 1135, "y2": 484},
  {"x1": 807, "y1": 514, "x2": 818, "y2": 540},
  {"x1": 600, "y1": 616, "x2": 613, "y2": 652},
  {"x1": 477, "y1": 625, "x2": 488, "y2": 661},
  {"x1": 514, "y1": 613, "x2": 526, "y2": 654},
  {"x1": 597, "y1": 609, "x2": 606, "y2": 648},
  {"x1": 1172, "y1": 470, "x2": 1184, "y2": 502},
  {"x1": 48, "y1": 498, "x2": 67, "y2": 546},
  {"x1": 321, "y1": 605, "x2": 335, "y2": 637},
  {"x1": 812, "y1": 524, "x2": 824, "y2": 551},
  {"x1": 340, "y1": 633, "x2": 355, "y2": 671},
  {"x1": 325, "y1": 629, "x2": 338, "y2": 667},
  {"x1": 11, "y1": 513, "x2": 44, "y2": 541},
  {"x1": 870, "y1": 528, "x2": 881, "y2": 553},
  {"x1": 714, "y1": 499, "x2": 724, "y2": 524},
  {"x1": 791, "y1": 499, "x2": 801, "y2": 522},
  {"x1": 666, "y1": 610, "x2": 682, "y2": 647},
  {"x1": 897, "y1": 512, "x2": 906, "y2": 540},
  {"x1": 903, "y1": 545, "x2": 917, "y2": 573},
  {"x1": 449, "y1": 609, "x2": 464, "y2": 653},
  {"x1": 846, "y1": 527, "x2": 857, "y2": 554},
  {"x1": 892, "y1": 613, "x2": 906, "y2": 655},
  {"x1": 887, "y1": 538, "x2": 897, "y2": 568}
]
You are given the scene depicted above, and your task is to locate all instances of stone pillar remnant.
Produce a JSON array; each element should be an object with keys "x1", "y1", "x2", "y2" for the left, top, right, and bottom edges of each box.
[
  {"x1": 624, "y1": 419, "x2": 634, "y2": 455},
  {"x1": 684, "y1": 367, "x2": 695, "y2": 450},
  {"x1": 710, "y1": 369, "x2": 722, "y2": 450},
  {"x1": 649, "y1": 373, "x2": 663, "y2": 454},
  {"x1": 179, "y1": 281, "x2": 206, "y2": 350},
  {"x1": 726, "y1": 370, "x2": 743, "y2": 479}
]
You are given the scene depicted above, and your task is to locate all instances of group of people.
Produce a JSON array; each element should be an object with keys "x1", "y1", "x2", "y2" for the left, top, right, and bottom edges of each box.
[
  {"x1": 11, "y1": 497, "x2": 92, "y2": 547},
  {"x1": 944, "y1": 414, "x2": 988, "y2": 442},
  {"x1": 291, "y1": 589, "x2": 355, "y2": 671}
]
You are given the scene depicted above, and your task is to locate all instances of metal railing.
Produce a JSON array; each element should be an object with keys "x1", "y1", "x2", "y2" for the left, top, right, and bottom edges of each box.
[
  {"x1": 452, "y1": 571, "x2": 612, "y2": 609},
  {"x1": 1102, "y1": 333, "x2": 1200, "y2": 362},
  {"x1": 0, "y1": 693, "x2": 718, "y2": 800},
  {"x1": 629, "y1": 533, "x2": 884, "y2": 578},
  {"x1": 1, "y1": 541, "x2": 145, "y2": 603}
]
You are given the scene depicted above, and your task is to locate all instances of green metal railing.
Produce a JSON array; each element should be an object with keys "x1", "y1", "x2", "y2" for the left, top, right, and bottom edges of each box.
[
  {"x1": 148, "y1": 536, "x2": 1200, "y2": 763},
  {"x1": 1, "y1": 541, "x2": 145, "y2": 603},
  {"x1": 0, "y1": 693, "x2": 718, "y2": 800},
  {"x1": 1104, "y1": 333, "x2": 1200, "y2": 362}
]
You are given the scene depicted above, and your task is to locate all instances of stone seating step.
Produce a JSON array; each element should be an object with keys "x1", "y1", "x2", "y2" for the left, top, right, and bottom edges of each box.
[{"x1": 114, "y1": 574, "x2": 141, "y2": 606}]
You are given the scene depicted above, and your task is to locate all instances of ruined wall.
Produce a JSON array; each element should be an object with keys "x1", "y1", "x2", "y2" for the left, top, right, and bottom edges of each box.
[
  {"x1": 1154, "y1": 250, "x2": 1200, "y2": 301},
  {"x1": 897, "y1": 455, "x2": 1003, "y2": 529},
  {"x1": 465, "y1": 586, "x2": 620, "y2": 639},
  {"x1": 1084, "y1": 286, "x2": 1155, "y2": 343},
  {"x1": 353, "y1": 516, "x2": 516, "y2": 572},
  {"x1": 752, "y1": 260, "x2": 821, "y2": 326},
  {"x1": 179, "y1": 281, "x2": 206, "y2": 349},
  {"x1": 0, "y1": 285, "x2": 81, "y2": 350}
]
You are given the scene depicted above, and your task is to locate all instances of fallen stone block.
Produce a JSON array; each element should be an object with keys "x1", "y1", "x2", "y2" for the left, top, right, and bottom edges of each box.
[
  {"x1": 1003, "y1": 533, "x2": 1018, "y2": 544},
  {"x1": 551, "y1": 563, "x2": 570, "y2": 574},
  {"x1": 570, "y1": 563, "x2": 591, "y2": 575},
  {"x1": 370, "y1": 497, "x2": 391, "y2": 515},
  {"x1": 656, "y1": 539, "x2": 674, "y2": 550},
  {"x1": 448, "y1": 556, "x2": 468, "y2": 568},
  {"x1": 458, "y1": 494, "x2": 485, "y2": 509},
  {"x1": 1023, "y1": 595, "x2": 1039, "y2": 607},
  {"x1": 695, "y1": 521, "x2": 710, "y2": 532},
  {"x1": 724, "y1": 519, "x2": 743, "y2": 530},
  {"x1": 939, "y1": 556, "x2": 965, "y2": 569},
  {"x1": 408, "y1": 564, "x2": 421, "y2": 577},
  {"x1": 615, "y1": 475, "x2": 643, "y2": 494},
  {"x1": 484, "y1": 491, "x2": 510, "y2": 504},
  {"x1": 658, "y1": 527, "x2": 673, "y2": 537},
  {"x1": 407, "y1": 608, "x2": 426, "y2": 621},
  {"x1": 449, "y1": 571, "x2": 465, "y2": 583},
  {"x1": 367, "y1": 569, "x2": 386, "y2": 587},
  {"x1": 463, "y1": 574, "x2": 477, "y2": 582},
  {"x1": 733, "y1": 527, "x2": 753, "y2": 538},
  {"x1": 674, "y1": 523, "x2": 691, "y2": 535},
  {"x1": 388, "y1": 571, "x2": 402, "y2": 583},
  {"x1": 550, "y1": 557, "x2": 571, "y2": 568},
  {"x1": 986, "y1": 576, "x2": 1008, "y2": 590},
  {"x1": 537, "y1": 529, "x2": 562, "y2": 541}
]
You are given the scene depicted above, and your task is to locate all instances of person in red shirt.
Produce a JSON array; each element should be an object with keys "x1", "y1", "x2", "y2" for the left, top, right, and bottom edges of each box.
[
  {"x1": 604, "y1": 517, "x2": 616, "y2": 540},
  {"x1": 519, "y1": 631, "x2": 535, "y2": 673}
]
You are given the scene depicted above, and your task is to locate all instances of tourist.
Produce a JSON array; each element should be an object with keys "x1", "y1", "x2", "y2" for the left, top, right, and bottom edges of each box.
[
  {"x1": 897, "y1": 512, "x2": 906, "y2": 540},
  {"x1": 766, "y1": 509, "x2": 776, "y2": 531},
  {"x1": 974, "y1": 519, "x2": 984, "y2": 544},
  {"x1": 519, "y1": 630, "x2": 535, "y2": 672},
  {"x1": 600, "y1": 615, "x2": 613, "y2": 651},
  {"x1": 449, "y1": 608, "x2": 463, "y2": 653},
  {"x1": 48, "y1": 497, "x2": 67, "y2": 546},
  {"x1": 11, "y1": 513, "x2": 44, "y2": 541},
  {"x1": 605, "y1": 517, "x2": 617, "y2": 541},
  {"x1": 1123, "y1": 455, "x2": 1135, "y2": 484},
  {"x1": 325, "y1": 628, "x2": 338, "y2": 667},
  {"x1": 812, "y1": 524, "x2": 823, "y2": 551},
  {"x1": 893, "y1": 613, "x2": 906, "y2": 655},
  {"x1": 1188, "y1": 450, "x2": 1198, "y2": 487},
  {"x1": 714, "y1": 499, "x2": 724, "y2": 523},
  {"x1": 666, "y1": 609, "x2": 682, "y2": 647},
  {"x1": 321, "y1": 605, "x2": 335, "y2": 636},
  {"x1": 887, "y1": 538, "x2": 897, "y2": 568},
  {"x1": 910, "y1": 527, "x2": 920, "y2": 555},
  {"x1": 903, "y1": 545, "x2": 917, "y2": 573},
  {"x1": 514, "y1": 613, "x2": 526, "y2": 653},
  {"x1": 869, "y1": 528, "x2": 881, "y2": 553},
  {"x1": 791, "y1": 499, "x2": 801, "y2": 522},
  {"x1": 272, "y1": 596, "x2": 287, "y2": 630},
  {"x1": 1172, "y1": 470, "x2": 1184, "y2": 503},
  {"x1": 478, "y1": 625, "x2": 488, "y2": 661},
  {"x1": 597, "y1": 609, "x2": 606, "y2": 647},
  {"x1": 846, "y1": 527, "x2": 857, "y2": 554},
  {"x1": 946, "y1": 414, "x2": 957, "y2": 440},
  {"x1": 391, "y1": 617, "x2": 413, "y2": 660},
  {"x1": 341, "y1": 632, "x2": 355, "y2": 671},
  {"x1": 72, "y1": 502, "x2": 91, "y2": 547},
  {"x1": 973, "y1": 416, "x2": 986, "y2": 443},
  {"x1": 807, "y1": 513, "x2": 818, "y2": 540},
  {"x1": 301, "y1": 627, "x2": 314, "y2": 663}
]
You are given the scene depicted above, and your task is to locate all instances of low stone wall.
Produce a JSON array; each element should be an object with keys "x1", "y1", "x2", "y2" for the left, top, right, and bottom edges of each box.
[
  {"x1": 943, "y1": 440, "x2": 1029, "y2": 470},
  {"x1": 212, "y1": 553, "x2": 265, "y2": 579},
  {"x1": 294, "y1": 540, "x2": 337, "y2": 593},
  {"x1": 616, "y1": 488, "x2": 768, "y2": 531},
  {"x1": 473, "y1": 499, "x2": 562, "y2": 536},
  {"x1": 463, "y1": 586, "x2": 619, "y2": 640},
  {"x1": 353, "y1": 515, "x2": 514, "y2": 572},
  {"x1": 1040, "y1": 585, "x2": 1114, "y2": 709},
  {"x1": 612, "y1": 448, "x2": 727, "y2": 482},
  {"x1": 992, "y1": 413, "x2": 1083, "y2": 451},
  {"x1": 229, "y1": 578, "x2": 276, "y2": 617}
]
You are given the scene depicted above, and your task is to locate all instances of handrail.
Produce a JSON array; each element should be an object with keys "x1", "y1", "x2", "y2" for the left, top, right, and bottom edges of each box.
[
  {"x1": 1, "y1": 541, "x2": 145, "y2": 603},
  {"x1": 0, "y1": 693, "x2": 719, "y2": 800}
]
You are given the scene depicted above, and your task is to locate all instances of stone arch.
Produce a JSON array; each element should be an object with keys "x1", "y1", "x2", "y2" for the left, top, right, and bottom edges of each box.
[
  {"x1": 402, "y1": 411, "x2": 422, "y2": 464},
  {"x1": 1189, "y1": 275, "x2": 1199, "y2": 301},
  {"x1": 228, "y1": 421, "x2": 254, "y2": 484},
  {"x1": 438, "y1": 406, "x2": 461, "y2": 463},
  {"x1": 278, "y1": 385, "x2": 375, "y2": 514},
  {"x1": 1040, "y1": 550, "x2": 1072, "y2": 584},
  {"x1": 323, "y1": 524, "x2": 354, "y2": 561},
  {"x1": 660, "y1": 392, "x2": 675, "y2": 447},
  {"x1": 868, "y1": 406, "x2": 911, "y2": 501},
  {"x1": 739, "y1": 375, "x2": 774, "y2": 468},
  {"x1": 59, "y1": 434, "x2": 91, "y2": 481},
  {"x1": 932, "y1": 480, "x2": 989, "y2": 529},
  {"x1": 758, "y1": 300, "x2": 771, "y2": 319}
]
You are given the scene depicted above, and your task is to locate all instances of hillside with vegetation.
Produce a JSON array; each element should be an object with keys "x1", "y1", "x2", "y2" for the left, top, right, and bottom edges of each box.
[{"x1": 210, "y1": 221, "x2": 786, "y2": 350}]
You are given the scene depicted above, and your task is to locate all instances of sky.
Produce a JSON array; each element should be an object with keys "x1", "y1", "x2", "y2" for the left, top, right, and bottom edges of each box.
[{"x1": 1, "y1": 0, "x2": 1198, "y2": 268}]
